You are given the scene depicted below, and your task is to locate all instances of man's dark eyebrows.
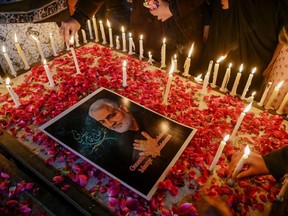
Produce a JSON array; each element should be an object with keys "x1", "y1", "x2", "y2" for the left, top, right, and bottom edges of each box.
[{"x1": 106, "y1": 112, "x2": 116, "y2": 120}]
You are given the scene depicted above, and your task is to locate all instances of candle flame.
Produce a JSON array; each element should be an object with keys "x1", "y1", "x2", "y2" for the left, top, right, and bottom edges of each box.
[
  {"x1": 169, "y1": 61, "x2": 174, "y2": 76},
  {"x1": 129, "y1": 32, "x2": 132, "y2": 37},
  {"x1": 216, "y1": 55, "x2": 227, "y2": 63},
  {"x1": 140, "y1": 34, "x2": 143, "y2": 40},
  {"x1": 243, "y1": 102, "x2": 252, "y2": 113},
  {"x1": 123, "y1": 60, "x2": 127, "y2": 68},
  {"x1": 69, "y1": 36, "x2": 74, "y2": 45},
  {"x1": 174, "y1": 54, "x2": 177, "y2": 59},
  {"x1": 244, "y1": 145, "x2": 250, "y2": 156},
  {"x1": 148, "y1": 51, "x2": 152, "y2": 56},
  {"x1": 116, "y1": 35, "x2": 119, "y2": 39},
  {"x1": 121, "y1": 26, "x2": 125, "y2": 33},
  {"x1": 251, "y1": 91, "x2": 256, "y2": 97},
  {"x1": 43, "y1": 59, "x2": 47, "y2": 65},
  {"x1": 2, "y1": 45, "x2": 6, "y2": 53},
  {"x1": 188, "y1": 43, "x2": 194, "y2": 58},
  {"x1": 14, "y1": 33, "x2": 18, "y2": 43},
  {"x1": 31, "y1": 35, "x2": 38, "y2": 41},
  {"x1": 239, "y1": 64, "x2": 244, "y2": 73},
  {"x1": 276, "y1": 80, "x2": 284, "y2": 90},
  {"x1": 5, "y1": 77, "x2": 10, "y2": 86},
  {"x1": 107, "y1": 19, "x2": 111, "y2": 28},
  {"x1": 229, "y1": 63, "x2": 232, "y2": 68},
  {"x1": 163, "y1": 38, "x2": 166, "y2": 44},
  {"x1": 251, "y1": 67, "x2": 257, "y2": 74},
  {"x1": 224, "y1": 134, "x2": 230, "y2": 142}
]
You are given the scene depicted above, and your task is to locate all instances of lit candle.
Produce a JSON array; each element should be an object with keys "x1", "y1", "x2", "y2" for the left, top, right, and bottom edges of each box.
[
  {"x1": 5, "y1": 78, "x2": 20, "y2": 107},
  {"x1": 276, "y1": 92, "x2": 288, "y2": 115},
  {"x1": 122, "y1": 60, "x2": 127, "y2": 87},
  {"x1": 265, "y1": 81, "x2": 284, "y2": 109},
  {"x1": 81, "y1": 29, "x2": 87, "y2": 43},
  {"x1": 92, "y1": 16, "x2": 99, "y2": 42},
  {"x1": 276, "y1": 176, "x2": 288, "y2": 202},
  {"x1": 220, "y1": 63, "x2": 232, "y2": 92},
  {"x1": 231, "y1": 145, "x2": 251, "y2": 179},
  {"x1": 207, "y1": 60, "x2": 213, "y2": 74},
  {"x1": 160, "y1": 38, "x2": 166, "y2": 69},
  {"x1": 241, "y1": 67, "x2": 257, "y2": 100},
  {"x1": 246, "y1": 91, "x2": 256, "y2": 103},
  {"x1": 2, "y1": 46, "x2": 17, "y2": 77},
  {"x1": 257, "y1": 82, "x2": 272, "y2": 107},
  {"x1": 31, "y1": 35, "x2": 45, "y2": 61},
  {"x1": 49, "y1": 33, "x2": 58, "y2": 56},
  {"x1": 43, "y1": 59, "x2": 55, "y2": 88},
  {"x1": 68, "y1": 36, "x2": 81, "y2": 74},
  {"x1": 75, "y1": 31, "x2": 80, "y2": 47},
  {"x1": 209, "y1": 135, "x2": 230, "y2": 172},
  {"x1": 201, "y1": 72, "x2": 210, "y2": 95},
  {"x1": 116, "y1": 36, "x2": 120, "y2": 50},
  {"x1": 211, "y1": 55, "x2": 226, "y2": 88},
  {"x1": 148, "y1": 51, "x2": 154, "y2": 65},
  {"x1": 194, "y1": 74, "x2": 203, "y2": 83},
  {"x1": 14, "y1": 33, "x2": 30, "y2": 69},
  {"x1": 121, "y1": 26, "x2": 127, "y2": 52},
  {"x1": 139, "y1": 34, "x2": 144, "y2": 60},
  {"x1": 99, "y1": 20, "x2": 107, "y2": 44},
  {"x1": 182, "y1": 43, "x2": 195, "y2": 77},
  {"x1": 107, "y1": 20, "x2": 113, "y2": 48},
  {"x1": 162, "y1": 61, "x2": 174, "y2": 104},
  {"x1": 128, "y1": 33, "x2": 135, "y2": 55},
  {"x1": 173, "y1": 54, "x2": 179, "y2": 73},
  {"x1": 87, "y1": 20, "x2": 94, "y2": 40},
  {"x1": 230, "y1": 64, "x2": 243, "y2": 96},
  {"x1": 230, "y1": 102, "x2": 252, "y2": 141}
]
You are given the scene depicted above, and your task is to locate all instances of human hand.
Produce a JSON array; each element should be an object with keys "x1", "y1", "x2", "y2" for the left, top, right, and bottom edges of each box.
[
  {"x1": 150, "y1": 0, "x2": 172, "y2": 22},
  {"x1": 133, "y1": 131, "x2": 160, "y2": 157},
  {"x1": 221, "y1": 0, "x2": 229, "y2": 9},
  {"x1": 60, "y1": 17, "x2": 81, "y2": 43},
  {"x1": 228, "y1": 151, "x2": 270, "y2": 179}
]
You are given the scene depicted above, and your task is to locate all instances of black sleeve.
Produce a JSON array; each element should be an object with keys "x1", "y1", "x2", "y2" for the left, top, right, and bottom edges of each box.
[{"x1": 263, "y1": 146, "x2": 288, "y2": 181}]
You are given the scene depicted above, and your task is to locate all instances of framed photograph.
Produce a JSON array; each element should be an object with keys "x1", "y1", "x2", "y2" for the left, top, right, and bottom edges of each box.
[{"x1": 39, "y1": 87, "x2": 196, "y2": 200}]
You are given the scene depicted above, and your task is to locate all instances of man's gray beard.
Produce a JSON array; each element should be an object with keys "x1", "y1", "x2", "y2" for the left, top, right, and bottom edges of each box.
[{"x1": 111, "y1": 111, "x2": 133, "y2": 133}]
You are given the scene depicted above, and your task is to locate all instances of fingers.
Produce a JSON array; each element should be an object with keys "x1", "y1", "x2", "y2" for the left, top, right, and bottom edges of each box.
[{"x1": 141, "y1": 131, "x2": 151, "y2": 140}]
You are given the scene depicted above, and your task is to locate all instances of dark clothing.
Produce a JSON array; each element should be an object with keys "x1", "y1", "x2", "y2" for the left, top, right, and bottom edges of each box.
[
  {"x1": 202, "y1": 0, "x2": 288, "y2": 95},
  {"x1": 263, "y1": 146, "x2": 288, "y2": 181}
]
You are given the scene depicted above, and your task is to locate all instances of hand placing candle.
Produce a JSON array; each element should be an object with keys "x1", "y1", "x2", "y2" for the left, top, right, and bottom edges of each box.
[
  {"x1": 182, "y1": 43, "x2": 194, "y2": 77},
  {"x1": 122, "y1": 60, "x2": 127, "y2": 87},
  {"x1": 209, "y1": 135, "x2": 230, "y2": 172},
  {"x1": 230, "y1": 102, "x2": 252, "y2": 141},
  {"x1": 257, "y1": 82, "x2": 272, "y2": 107},
  {"x1": 231, "y1": 145, "x2": 251, "y2": 179},
  {"x1": 107, "y1": 20, "x2": 114, "y2": 48},
  {"x1": 230, "y1": 64, "x2": 243, "y2": 96},
  {"x1": 139, "y1": 35, "x2": 144, "y2": 60},
  {"x1": 265, "y1": 80, "x2": 284, "y2": 109},
  {"x1": 2, "y1": 46, "x2": 17, "y2": 77},
  {"x1": 211, "y1": 55, "x2": 226, "y2": 88},
  {"x1": 220, "y1": 63, "x2": 232, "y2": 92},
  {"x1": 121, "y1": 26, "x2": 127, "y2": 52},
  {"x1": 163, "y1": 61, "x2": 174, "y2": 105},
  {"x1": 68, "y1": 36, "x2": 81, "y2": 74},
  {"x1": 14, "y1": 33, "x2": 30, "y2": 70},
  {"x1": 160, "y1": 38, "x2": 166, "y2": 69},
  {"x1": 43, "y1": 59, "x2": 55, "y2": 88},
  {"x1": 5, "y1": 78, "x2": 21, "y2": 107},
  {"x1": 92, "y1": 16, "x2": 99, "y2": 42},
  {"x1": 87, "y1": 19, "x2": 94, "y2": 40},
  {"x1": 31, "y1": 35, "x2": 45, "y2": 61},
  {"x1": 99, "y1": 20, "x2": 107, "y2": 44},
  {"x1": 241, "y1": 67, "x2": 257, "y2": 100}
]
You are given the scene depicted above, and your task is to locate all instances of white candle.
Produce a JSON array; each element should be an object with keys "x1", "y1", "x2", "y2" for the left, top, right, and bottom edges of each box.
[
  {"x1": 265, "y1": 81, "x2": 284, "y2": 109},
  {"x1": 75, "y1": 31, "x2": 80, "y2": 47},
  {"x1": 276, "y1": 92, "x2": 288, "y2": 114},
  {"x1": 99, "y1": 20, "x2": 107, "y2": 44},
  {"x1": 230, "y1": 64, "x2": 243, "y2": 96},
  {"x1": 257, "y1": 82, "x2": 272, "y2": 107},
  {"x1": 14, "y1": 33, "x2": 30, "y2": 69},
  {"x1": 207, "y1": 60, "x2": 213, "y2": 74},
  {"x1": 160, "y1": 38, "x2": 166, "y2": 68},
  {"x1": 182, "y1": 43, "x2": 195, "y2": 77},
  {"x1": 220, "y1": 63, "x2": 232, "y2": 92},
  {"x1": 116, "y1": 36, "x2": 120, "y2": 49},
  {"x1": 128, "y1": 33, "x2": 135, "y2": 55},
  {"x1": 173, "y1": 54, "x2": 179, "y2": 73},
  {"x1": 81, "y1": 29, "x2": 87, "y2": 43},
  {"x1": 241, "y1": 67, "x2": 257, "y2": 100},
  {"x1": 230, "y1": 102, "x2": 252, "y2": 141},
  {"x1": 148, "y1": 51, "x2": 154, "y2": 65},
  {"x1": 5, "y1": 78, "x2": 20, "y2": 107},
  {"x1": 69, "y1": 36, "x2": 81, "y2": 74},
  {"x1": 163, "y1": 61, "x2": 174, "y2": 104},
  {"x1": 211, "y1": 55, "x2": 226, "y2": 88},
  {"x1": 194, "y1": 74, "x2": 203, "y2": 83},
  {"x1": 107, "y1": 20, "x2": 113, "y2": 48},
  {"x1": 87, "y1": 20, "x2": 94, "y2": 40},
  {"x1": 246, "y1": 91, "x2": 256, "y2": 103},
  {"x1": 201, "y1": 72, "x2": 210, "y2": 95},
  {"x1": 31, "y1": 35, "x2": 45, "y2": 61},
  {"x1": 231, "y1": 146, "x2": 250, "y2": 179},
  {"x1": 139, "y1": 34, "x2": 144, "y2": 60},
  {"x1": 92, "y1": 16, "x2": 99, "y2": 42},
  {"x1": 2, "y1": 46, "x2": 17, "y2": 77},
  {"x1": 121, "y1": 26, "x2": 127, "y2": 52},
  {"x1": 122, "y1": 60, "x2": 127, "y2": 87},
  {"x1": 276, "y1": 177, "x2": 288, "y2": 201},
  {"x1": 49, "y1": 33, "x2": 58, "y2": 56},
  {"x1": 43, "y1": 59, "x2": 55, "y2": 88},
  {"x1": 209, "y1": 135, "x2": 230, "y2": 172}
]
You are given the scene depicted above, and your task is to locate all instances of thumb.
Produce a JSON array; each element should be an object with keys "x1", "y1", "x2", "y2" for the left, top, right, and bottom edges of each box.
[{"x1": 236, "y1": 169, "x2": 253, "y2": 179}]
